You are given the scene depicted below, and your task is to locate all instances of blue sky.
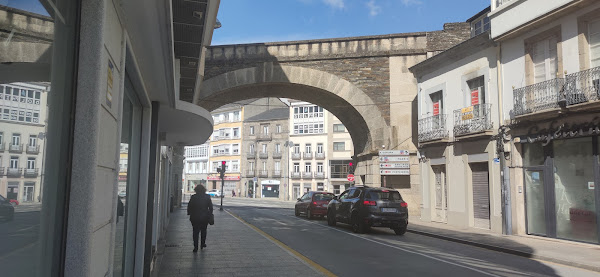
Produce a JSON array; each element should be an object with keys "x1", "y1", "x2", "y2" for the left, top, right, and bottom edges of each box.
[
  {"x1": 211, "y1": 0, "x2": 490, "y2": 45},
  {"x1": 1, "y1": 0, "x2": 49, "y2": 16}
]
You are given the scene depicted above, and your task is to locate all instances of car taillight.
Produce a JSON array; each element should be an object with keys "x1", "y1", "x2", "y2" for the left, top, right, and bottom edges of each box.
[
  {"x1": 312, "y1": 201, "x2": 317, "y2": 206},
  {"x1": 363, "y1": 200, "x2": 377, "y2": 206},
  {"x1": 400, "y1": 202, "x2": 408, "y2": 208}
]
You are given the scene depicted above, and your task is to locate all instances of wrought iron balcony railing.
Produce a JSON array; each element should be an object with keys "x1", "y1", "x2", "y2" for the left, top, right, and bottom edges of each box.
[
  {"x1": 302, "y1": 172, "x2": 312, "y2": 179},
  {"x1": 513, "y1": 78, "x2": 565, "y2": 116},
  {"x1": 259, "y1": 152, "x2": 268, "y2": 159},
  {"x1": 7, "y1": 167, "x2": 22, "y2": 177},
  {"x1": 9, "y1": 144, "x2": 23, "y2": 153},
  {"x1": 24, "y1": 168, "x2": 39, "y2": 178},
  {"x1": 256, "y1": 133, "x2": 272, "y2": 141},
  {"x1": 259, "y1": 170, "x2": 268, "y2": 177},
  {"x1": 565, "y1": 66, "x2": 600, "y2": 106},
  {"x1": 272, "y1": 152, "x2": 282, "y2": 159},
  {"x1": 27, "y1": 144, "x2": 40, "y2": 154},
  {"x1": 314, "y1": 172, "x2": 325, "y2": 179},
  {"x1": 291, "y1": 172, "x2": 301, "y2": 179},
  {"x1": 315, "y1": 152, "x2": 325, "y2": 160},
  {"x1": 245, "y1": 170, "x2": 255, "y2": 177},
  {"x1": 247, "y1": 152, "x2": 257, "y2": 159},
  {"x1": 291, "y1": 152, "x2": 301, "y2": 160},
  {"x1": 303, "y1": 152, "x2": 313, "y2": 159},
  {"x1": 418, "y1": 114, "x2": 449, "y2": 142},
  {"x1": 453, "y1": 103, "x2": 493, "y2": 137},
  {"x1": 272, "y1": 170, "x2": 282, "y2": 177}
]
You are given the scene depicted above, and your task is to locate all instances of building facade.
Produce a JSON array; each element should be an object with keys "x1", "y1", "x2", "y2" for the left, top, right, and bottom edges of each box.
[
  {"x1": 183, "y1": 143, "x2": 210, "y2": 194},
  {"x1": 208, "y1": 105, "x2": 243, "y2": 196},
  {"x1": 241, "y1": 98, "x2": 290, "y2": 199},
  {"x1": 0, "y1": 82, "x2": 48, "y2": 204},
  {"x1": 327, "y1": 111, "x2": 354, "y2": 195}
]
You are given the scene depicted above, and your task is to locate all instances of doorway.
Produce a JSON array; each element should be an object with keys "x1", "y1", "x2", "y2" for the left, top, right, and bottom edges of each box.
[
  {"x1": 432, "y1": 165, "x2": 447, "y2": 223},
  {"x1": 471, "y1": 162, "x2": 490, "y2": 229}
]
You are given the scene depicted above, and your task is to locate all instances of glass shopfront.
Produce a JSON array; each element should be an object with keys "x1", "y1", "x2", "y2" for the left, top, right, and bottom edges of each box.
[{"x1": 523, "y1": 137, "x2": 599, "y2": 244}]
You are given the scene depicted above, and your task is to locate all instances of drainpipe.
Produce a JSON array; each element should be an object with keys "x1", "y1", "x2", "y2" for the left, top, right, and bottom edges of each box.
[{"x1": 496, "y1": 41, "x2": 512, "y2": 235}]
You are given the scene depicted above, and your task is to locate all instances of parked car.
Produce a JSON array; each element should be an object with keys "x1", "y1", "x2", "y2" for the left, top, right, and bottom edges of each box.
[
  {"x1": 207, "y1": 189, "x2": 223, "y2": 198},
  {"x1": 295, "y1": 191, "x2": 335, "y2": 219},
  {"x1": 327, "y1": 186, "x2": 408, "y2": 235},
  {"x1": 9, "y1": 199, "x2": 19, "y2": 206},
  {"x1": 0, "y1": 195, "x2": 15, "y2": 221}
]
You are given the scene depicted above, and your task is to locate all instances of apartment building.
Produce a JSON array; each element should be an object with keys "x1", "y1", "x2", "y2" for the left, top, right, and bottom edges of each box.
[
  {"x1": 0, "y1": 82, "x2": 48, "y2": 204},
  {"x1": 241, "y1": 98, "x2": 290, "y2": 199},
  {"x1": 208, "y1": 104, "x2": 243, "y2": 196},
  {"x1": 183, "y1": 143, "x2": 210, "y2": 193},
  {"x1": 327, "y1": 112, "x2": 354, "y2": 195}
]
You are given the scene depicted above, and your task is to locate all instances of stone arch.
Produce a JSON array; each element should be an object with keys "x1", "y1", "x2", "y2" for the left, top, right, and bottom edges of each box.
[{"x1": 197, "y1": 63, "x2": 390, "y2": 156}]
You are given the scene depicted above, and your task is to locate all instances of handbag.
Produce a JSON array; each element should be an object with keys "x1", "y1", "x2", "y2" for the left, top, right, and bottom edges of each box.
[{"x1": 208, "y1": 213, "x2": 215, "y2": 225}]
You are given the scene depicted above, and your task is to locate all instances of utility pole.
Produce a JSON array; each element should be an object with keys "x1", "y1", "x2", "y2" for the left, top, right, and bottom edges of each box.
[{"x1": 218, "y1": 161, "x2": 226, "y2": 211}]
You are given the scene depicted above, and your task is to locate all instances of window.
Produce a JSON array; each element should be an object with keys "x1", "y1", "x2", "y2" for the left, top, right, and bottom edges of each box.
[
  {"x1": 27, "y1": 158, "x2": 36, "y2": 169},
  {"x1": 305, "y1": 163, "x2": 311, "y2": 172},
  {"x1": 0, "y1": 132, "x2": 3, "y2": 144},
  {"x1": 294, "y1": 163, "x2": 300, "y2": 173},
  {"x1": 330, "y1": 160, "x2": 353, "y2": 178},
  {"x1": 12, "y1": 134, "x2": 20, "y2": 146},
  {"x1": 213, "y1": 146, "x2": 219, "y2": 155},
  {"x1": 276, "y1": 125, "x2": 282, "y2": 133},
  {"x1": 233, "y1": 111, "x2": 240, "y2": 121},
  {"x1": 315, "y1": 144, "x2": 323, "y2": 154},
  {"x1": 261, "y1": 144, "x2": 267, "y2": 152},
  {"x1": 532, "y1": 36, "x2": 558, "y2": 83},
  {"x1": 317, "y1": 162, "x2": 323, "y2": 173},
  {"x1": 333, "y1": 142, "x2": 345, "y2": 151},
  {"x1": 293, "y1": 144, "x2": 300, "y2": 154},
  {"x1": 10, "y1": 157, "x2": 18, "y2": 168},
  {"x1": 232, "y1": 161, "x2": 239, "y2": 172},
  {"x1": 467, "y1": 76, "x2": 485, "y2": 106},
  {"x1": 471, "y1": 15, "x2": 490, "y2": 37},
  {"x1": 262, "y1": 125, "x2": 269, "y2": 135},
  {"x1": 275, "y1": 161, "x2": 281, "y2": 171},
  {"x1": 212, "y1": 162, "x2": 219, "y2": 171},
  {"x1": 250, "y1": 126, "x2": 255, "y2": 135},
  {"x1": 430, "y1": 90, "x2": 443, "y2": 115},
  {"x1": 305, "y1": 143, "x2": 311, "y2": 153},
  {"x1": 262, "y1": 161, "x2": 267, "y2": 170},
  {"x1": 333, "y1": 185, "x2": 341, "y2": 195},
  {"x1": 275, "y1": 143, "x2": 281, "y2": 153},
  {"x1": 249, "y1": 162, "x2": 255, "y2": 171},
  {"x1": 233, "y1": 128, "x2": 240, "y2": 138},
  {"x1": 317, "y1": 183, "x2": 324, "y2": 191},
  {"x1": 249, "y1": 144, "x2": 255, "y2": 153},
  {"x1": 232, "y1": 144, "x2": 239, "y2": 155},
  {"x1": 590, "y1": 19, "x2": 600, "y2": 67},
  {"x1": 333, "y1": 124, "x2": 345, "y2": 132}
]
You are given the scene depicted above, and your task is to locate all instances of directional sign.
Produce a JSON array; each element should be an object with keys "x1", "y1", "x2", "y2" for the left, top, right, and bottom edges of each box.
[
  {"x1": 380, "y1": 169, "x2": 410, "y2": 175},
  {"x1": 347, "y1": 174, "x2": 355, "y2": 182},
  {"x1": 379, "y1": 156, "x2": 409, "y2": 162},
  {"x1": 380, "y1": 163, "x2": 410, "y2": 169},
  {"x1": 378, "y1": 150, "x2": 409, "y2": 156}
]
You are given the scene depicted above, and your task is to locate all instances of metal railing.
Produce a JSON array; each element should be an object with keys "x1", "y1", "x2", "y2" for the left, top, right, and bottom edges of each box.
[
  {"x1": 259, "y1": 152, "x2": 268, "y2": 159},
  {"x1": 315, "y1": 152, "x2": 325, "y2": 160},
  {"x1": 247, "y1": 152, "x2": 257, "y2": 159},
  {"x1": 303, "y1": 152, "x2": 313, "y2": 159},
  {"x1": 7, "y1": 167, "x2": 22, "y2": 177},
  {"x1": 314, "y1": 172, "x2": 325, "y2": 179},
  {"x1": 513, "y1": 78, "x2": 565, "y2": 116},
  {"x1": 302, "y1": 172, "x2": 312, "y2": 179},
  {"x1": 245, "y1": 170, "x2": 255, "y2": 177},
  {"x1": 272, "y1": 170, "x2": 282, "y2": 177},
  {"x1": 291, "y1": 172, "x2": 301, "y2": 179},
  {"x1": 259, "y1": 170, "x2": 268, "y2": 177},
  {"x1": 453, "y1": 103, "x2": 493, "y2": 137},
  {"x1": 418, "y1": 114, "x2": 449, "y2": 142},
  {"x1": 272, "y1": 152, "x2": 282, "y2": 159},
  {"x1": 9, "y1": 144, "x2": 23, "y2": 153},
  {"x1": 256, "y1": 133, "x2": 272, "y2": 141},
  {"x1": 565, "y1": 66, "x2": 600, "y2": 106},
  {"x1": 291, "y1": 152, "x2": 301, "y2": 160},
  {"x1": 24, "y1": 168, "x2": 39, "y2": 178}
]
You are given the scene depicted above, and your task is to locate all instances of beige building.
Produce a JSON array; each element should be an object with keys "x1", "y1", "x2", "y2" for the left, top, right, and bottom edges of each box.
[
  {"x1": 208, "y1": 104, "x2": 243, "y2": 196},
  {"x1": 327, "y1": 111, "x2": 355, "y2": 195},
  {"x1": 0, "y1": 82, "x2": 48, "y2": 203}
]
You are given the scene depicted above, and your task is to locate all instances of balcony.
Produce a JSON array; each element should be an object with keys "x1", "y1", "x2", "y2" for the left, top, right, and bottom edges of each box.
[
  {"x1": 453, "y1": 103, "x2": 493, "y2": 137},
  {"x1": 272, "y1": 170, "x2": 282, "y2": 177},
  {"x1": 272, "y1": 152, "x2": 282, "y2": 159},
  {"x1": 0, "y1": 167, "x2": 4, "y2": 176},
  {"x1": 259, "y1": 170, "x2": 268, "y2": 177},
  {"x1": 24, "y1": 168, "x2": 39, "y2": 178},
  {"x1": 418, "y1": 114, "x2": 449, "y2": 143},
  {"x1": 27, "y1": 145, "x2": 40, "y2": 154},
  {"x1": 246, "y1": 170, "x2": 255, "y2": 177},
  {"x1": 565, "y1": 66, "x2": 600, "y2": 108},
  {"x1": 291, "y1": 152, "x2": 301, "y2": 160},
  {"x1": 302, "y1": 172, "x2": 312, "y2": 179},
  {"x1": 314, "y1": 172, "x2": 325, "y2": 179},
  {"x1": 291, "y1": 172, "x2": 301, "y2": 179},
  {"x1": 247, "y1": 152, "x2": 257, "y2": 159},
  {"x1": 513, "y1": 78, "x2": 565, "y2": 117},
  {"x1": 259, "y1": 152, "x2": 268, "y2": 159},
  {"x1": 256, "y1": 133, "x2": 272, "y2": 141},
  {"x1": 303, "y1": 152, "x2": 313, "y2": 159},
  {"x1": 7, "y1": 167, "x2": 22, "y2": 177},
  {"x1": 315, "y1": 152, "x2": 325, "y2": 160},
  {"x1": 9, "y1": 144, "x2": 23, "y2": 153},
  {"x1": 0, "y1": 142, "x2": 4, "y2": 151}
]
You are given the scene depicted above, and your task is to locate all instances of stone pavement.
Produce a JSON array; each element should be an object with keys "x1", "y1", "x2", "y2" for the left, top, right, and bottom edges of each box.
[
  {"x1": 154, "y1": 205, "x2": 323, "y2": 277},
  {"x1": 409, "y1": 220, "x2": 600, "y2": 272}
]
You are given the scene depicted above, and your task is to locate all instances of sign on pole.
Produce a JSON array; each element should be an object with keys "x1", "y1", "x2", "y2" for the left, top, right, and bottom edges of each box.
[
  {"x1": 378, "y1": 150, "x2": 409, "y2": 156},
  {"x1": 380, "y1": 169, "x2": 410, "y2": 175},
  {"x1": 379, "y1": 156, "x2": 409, "y2": 162},
  {"x1": 379, "y1": 163, "x2": 410, "y2": 169},
  {"x1": 347, "y1": 174, "x2": 355, "y2": 182},
  {"x1": 379, "y1": 150, "x2": 410, "y2": 176}
]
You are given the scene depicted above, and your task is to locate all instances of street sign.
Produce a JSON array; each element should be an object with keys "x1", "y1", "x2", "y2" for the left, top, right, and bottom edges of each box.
[
  {"x1": 253, "y1": 177, "x2": 257, "y2": 182},
  {"x1": 378, "y1": 150, "x2": 409, "y2": 156},
  {"x1": 380, "y1": 163, "x2": 410, "y2": 169},
  {"x1": 347, "y1": 174, "x2": 355, "y2": 182},
  {"x1": 379, "y1": 156, "x2": 409, "y2": 162},
  {"x1": 380, "y1": 169, "x2": 410, "y2": 175}
]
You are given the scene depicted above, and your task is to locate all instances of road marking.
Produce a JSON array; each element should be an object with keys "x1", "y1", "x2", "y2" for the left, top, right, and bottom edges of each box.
[
  {"x1": 227, "y1": 210, "x2": 336, "y2": 277},
  {"x1": 257, "y1": 208, "x2": 501, "y2": 277}
]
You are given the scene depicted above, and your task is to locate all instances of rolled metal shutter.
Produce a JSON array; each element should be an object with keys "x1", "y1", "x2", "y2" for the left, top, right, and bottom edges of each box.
[{"x1": 471, "y1": 163, "x2": 490, "y2": 221}]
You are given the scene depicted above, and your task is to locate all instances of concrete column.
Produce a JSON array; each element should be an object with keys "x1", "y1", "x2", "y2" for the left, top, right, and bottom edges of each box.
[{"x1": 172, "y1": 146, "x2": 185, "y2": 208}]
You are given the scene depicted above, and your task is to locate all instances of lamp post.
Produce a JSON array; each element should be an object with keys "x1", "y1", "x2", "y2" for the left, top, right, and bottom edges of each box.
[{"x1": 284, "y1": 140, "x2": 294, "y2": 201}]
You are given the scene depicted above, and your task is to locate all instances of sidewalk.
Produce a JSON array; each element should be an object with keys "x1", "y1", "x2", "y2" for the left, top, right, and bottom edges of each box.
[
  {"x1": 408, "y1": 220, "x2": 600, "y2": 272},
  {"x1": 153, "y1": 206, "x2": 322, "y2": 277}
]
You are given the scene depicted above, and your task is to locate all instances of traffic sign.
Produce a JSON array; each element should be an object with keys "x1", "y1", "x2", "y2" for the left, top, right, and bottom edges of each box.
[
  {"x1": 380, "y1": 163, "x2": 409, "y2": 169},
  {"x1": 347, "y1": 174, "x2": 355, "y2": 182},
  {"x1": 378, "y1": 150, "x2": 409, "y2": 156},
  {"x1": 253, "y1": 177, "x2": 257, "y2": 182},
  {"x1": 379, "y1": 156, "x2": 409, "y2": 162},
  {"x1": 380, "y1": 169, "x2": 410, "y2": 175}
]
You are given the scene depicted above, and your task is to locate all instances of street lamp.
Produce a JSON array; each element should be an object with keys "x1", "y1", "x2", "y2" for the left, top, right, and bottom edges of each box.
[{"x1": 284, "y1": 140, "x2": 294, "y2": 201}]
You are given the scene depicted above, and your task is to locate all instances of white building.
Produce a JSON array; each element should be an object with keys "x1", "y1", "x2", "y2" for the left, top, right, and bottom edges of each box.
[
  {"x1": 327, "y1": 112, "x2": 354, "y2": 195},
  {"x1": 183, "y1": 143, "x2": 210, "y2": 193}
]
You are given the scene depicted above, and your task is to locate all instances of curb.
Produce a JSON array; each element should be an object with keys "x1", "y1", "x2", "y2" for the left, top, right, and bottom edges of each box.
[{"x1": 407, "y1": 228, "x2": 600, "y2": 273}]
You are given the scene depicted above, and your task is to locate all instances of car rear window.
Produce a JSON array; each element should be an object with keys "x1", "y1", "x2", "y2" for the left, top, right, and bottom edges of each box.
[
  {"x1": 368, "y1": 190, "x2": 402, "y2": 201},
  {"x1": 313, "y1": 194, "x2": 334, "y2": 201}
]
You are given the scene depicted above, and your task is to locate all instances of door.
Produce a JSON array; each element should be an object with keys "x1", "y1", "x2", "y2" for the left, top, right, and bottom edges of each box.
[
  {"x1": 293, "y1": 185, "x2": 301, "y2": 200},
  {"x1": 432, "y1": 165, "x2": 447, "y2": 223},
  {"x1": 471, "y1": 163, "x2": 490, "y2": 229},
  {"x1": 334, "y1": 190, "x2": 349, "y2": 221},
  {"x1": 524, "y1": 169, "x2": 547, "y2": 236}
]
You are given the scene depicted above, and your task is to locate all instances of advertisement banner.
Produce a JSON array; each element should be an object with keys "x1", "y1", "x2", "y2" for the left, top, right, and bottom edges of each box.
[
  {"x1": 471, "y1": 89, "x2": 479, "y2": 106},
  {"x1": 461, "y1": 106, "x2": 474, "y2": 121}
]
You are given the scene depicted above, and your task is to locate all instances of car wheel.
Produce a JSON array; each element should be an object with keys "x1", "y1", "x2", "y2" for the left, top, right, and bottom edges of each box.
[
  {"x1": 294, "y1": 207, "x2": 300, "y2": 216},
  {"x1": 351, "y1": 214, "x2": 366, "y2": 234},
  {"x1": 327, "y1": 210, "x2": 336, "y2": 226},
  {"x1": 306, "y1": 208, "x2": 313, "y2": 220},
  {"x1": 394, "y1": 226, "x2": 407, "y2": 235}
]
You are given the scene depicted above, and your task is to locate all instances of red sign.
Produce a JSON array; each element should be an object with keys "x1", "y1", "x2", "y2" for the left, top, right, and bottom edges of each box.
[
  {"x1": 471, "y1": 89, "x2": 479, "y2": 106},
  {"x1": 347, "y1": 174, "x2": 355, "y2": 182},
  {"x1": 432, "y1": 102, "x2": 440, "y2": 116},
  {"x1": 207, "y1": 175, "x2": 240, "y2": 181}
]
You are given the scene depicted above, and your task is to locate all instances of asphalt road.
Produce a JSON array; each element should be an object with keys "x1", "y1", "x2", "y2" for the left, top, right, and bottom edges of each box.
[
  {"x1": 222, "y1": 197, "x2": 599, "y2": 277},
  {"x1": 0, "y1": 204, "x2": 42, "y2": 276}
]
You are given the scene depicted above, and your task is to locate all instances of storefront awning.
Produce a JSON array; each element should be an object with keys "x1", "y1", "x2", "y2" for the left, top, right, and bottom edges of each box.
[{"x1": 159, "y1": 100, "x2": 213, "y2": 146}]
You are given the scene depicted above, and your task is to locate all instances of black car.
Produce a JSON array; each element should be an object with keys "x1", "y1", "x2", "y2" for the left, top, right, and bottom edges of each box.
[
  {"x1": 327, "y1": 186, "x2": 408, "y2": 235},
  {"x1": 0, "y1": 194, "x2": 15, "y2": 221}
]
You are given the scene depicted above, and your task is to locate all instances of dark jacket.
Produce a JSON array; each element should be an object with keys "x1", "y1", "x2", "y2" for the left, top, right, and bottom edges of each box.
[{"x1": 187, "y1": 193, "x2": 213, "y2": 223}]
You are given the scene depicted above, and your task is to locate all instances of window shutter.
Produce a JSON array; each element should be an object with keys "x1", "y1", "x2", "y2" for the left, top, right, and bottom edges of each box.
[
  {"x1": 533, "y1": 40, "x2": 547, "y2": 83},
  {"x1": 589, "y1": 19, "x2": 600, "y2": 68}
]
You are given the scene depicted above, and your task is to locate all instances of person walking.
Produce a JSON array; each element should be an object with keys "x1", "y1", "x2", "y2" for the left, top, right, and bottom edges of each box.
[{"x1": 187, "y1": 185, "x2": 213, "y2": 252}]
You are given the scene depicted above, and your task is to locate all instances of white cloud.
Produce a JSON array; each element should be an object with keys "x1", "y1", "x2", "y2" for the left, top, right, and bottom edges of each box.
[
  {"x1": 323, "y1": 0, "x2": 345, "y2": 9},
  {"x1": 400, "y1": 0, "x2": 422, "y2": 6},
  {"x1": 366, "y1": 0, "x2": 382, "y2": 16}
]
